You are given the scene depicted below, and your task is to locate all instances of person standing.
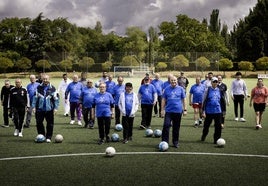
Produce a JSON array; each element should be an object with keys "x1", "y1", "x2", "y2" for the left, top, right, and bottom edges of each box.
[
  {"x1": 161, "y1": 76, "x2": 187, "y2": 148},
  {"x1": 189, "y1": 76, "x2": 206, "y2": 127},
  {"x1": 9, "y1": 79, "x2": 29, "y2": 137},
  {"x1": 32, "y1": 74, "x2": 59, "y2": 143},
  {"x1": 162, "y1": 74, "x2": 173, "y2": 91},
  {"x1": 141, "y1": 73, "x2": 152, "y2": 85},
  {"x1": 203, "y1": 72, "x2": 213, "y2": 88},
  {"x1": 201, "y1": 77, "x2": 225, "y2": 144},
  {"x1": 230, "y1": 71, "x2": 248, "y2": 122},
  {"x1": 113, "y1": 76, "x2": 125, "y2": 125},
  {"x1": 249, "y1": 78, "x2": 268, "y2": 129},
  {"x1": 95, "y1": 71, "x2": 108, "y2": 88},
  {"x1": 118, "y1": 82, "x2": 139, "y2": 143},
  {"x1": 138, "y1": 77, "x2": 157, "y2": 129},
  {"x1": 177, "y1": 71, "x2": 189, "y2": 93},
  {"x1": 80, "y1": 79, "x2": 97, "y2": 129},
  {"x1": 58, "y1": 73, "x2": 71, "y2": 116},
  {"x1": 65, "y1": 74, "x2": 84, "y2": 126},
  {"x1": 105, "y1": 74, "x2": 116, "y2": 95},
  {"x1": 151, "y1": 73, "x2": 164, "y2": 117},
  {"x1": 24, "y1": 75, "x2": 40, "y2": 128},
  {"x1": 92, "y1": 82, "x2": 115, "y2": 145},
  {"x1": 1, "y1": 80, "x2": 14, "y2": 127}
]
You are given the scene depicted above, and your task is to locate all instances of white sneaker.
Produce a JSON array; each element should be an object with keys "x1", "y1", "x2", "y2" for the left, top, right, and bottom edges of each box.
[
  {"x1": 239, "y1": 118, "x2": 246, "y2": 122},
  {"x1": 18, "y1": 132, "x2": 23, "y2": 137},
  {"x1": 70, "y1": 120, "x2": 75, "y2": 125},
  {"x1": 77, "y1": 120, "x2": 82, "y2": 126},
  {"x1": 14, "y1": 129, "x2": 19, "y2": 136},
  {"x1": 46, "y1": 139, "x2": 51, "y2": 143},
  {"x1": 234, "y1": 118, "x2": 239, "y2": 121}
]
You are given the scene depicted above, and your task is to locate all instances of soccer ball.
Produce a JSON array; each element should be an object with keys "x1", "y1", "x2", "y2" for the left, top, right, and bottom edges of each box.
[
  {"x1": 153, "y1": 129, "x2": 162, "y2": 138},
  {"x1": 216, "y1": 138, "x2": 226, "y2": 147},
  {"x1": 105, "y1": 147, "x2": 116, "y2": 157},
  {"x1": 115, "y1": 124, "x2": 123, "y2": 131},
  {"x1": 55, "y1": 134, "x2": 64, "y2": 143},
  {"x1": 111, "y1": 133, "x2": 120, "y2": 142},
  {"x1": 35, "y1": 134, "x2": 46, "y2": 143},
  {"x1": 159, "y1": 141, "x2": 169, "y2": 151},
  {"x1": 145, "y1": 129, "x2": 154, "y2": 137}
]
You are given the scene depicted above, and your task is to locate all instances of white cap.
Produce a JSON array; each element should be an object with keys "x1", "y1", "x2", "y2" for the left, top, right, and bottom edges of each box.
[{"x1": 211, "y1": 77, "x2": 218, "y2": 82}]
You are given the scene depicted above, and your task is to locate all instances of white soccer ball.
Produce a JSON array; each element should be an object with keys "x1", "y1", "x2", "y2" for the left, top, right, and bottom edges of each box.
[
  {"x1": 115, "y1": 124, "x2": 123, "y2": 131},
  {"x1": 111, "y1": 133, "x2": 120, "y2": 142},
  {"x1": 55, "y1": 134, "x2": 64, "y2": 143},
  {"x1": 159, "y1": 141, "x2": 169, "y2": 151},
  {"x1": 153, "y1": 129, "x2": 162, "y2": 138},
  {"x1": 105, "y1": 147, "x2": 116, "y2": 157},
  {"x1": 216, "y1": 138, "x2": 226, "y2": 147},
  {"x1": 145, "y1": 129, "x2": 154, "y2": 137},
  {"x1": 35, "y1": 134, "x2": 46, "y2": 143}
]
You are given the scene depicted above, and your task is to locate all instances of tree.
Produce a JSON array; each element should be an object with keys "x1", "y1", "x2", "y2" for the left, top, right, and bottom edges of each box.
[
  {"x1": 102, "y1": 61, "x2": 113, "y2": 72},
  {"x1": 35, "y1": 59, "x2": 51, "y2": 72},
  {"x1": 16, "y1": 57, "x2": 32, "y2": 71},
  {"x1": 209, "y1": 9, "x2": 221, "y2": 34},
  {"x1": 59, "y1": 59, "x2": 73, "y2": 72},
  {"x1": 0, "y1": 57, "x2": 14, "y2": 73},
  {"x1": 120, "y1": 55, "x2": 139, "y2": 66},
  {"x1": 170, "y1": 54, "x2": 189, "y2": 70},
  {"x1": 78, "y1": 57, "x2": 95, "y2": 72},
  {"x1": 238, "y1": 61, "x2": 254, "y2": 75},
  {"x1": 155, "y1": 62, "x2": 167, "y2": 71},
  {"x1": 196, "y1": 56, "x2": 210, "y2": 73},
  {"x1": 256, "y1": 56, "x2": 268, "y2": 73},
  {"x1": 218, "y1": 58, "x2": 233, "y2": 76}
]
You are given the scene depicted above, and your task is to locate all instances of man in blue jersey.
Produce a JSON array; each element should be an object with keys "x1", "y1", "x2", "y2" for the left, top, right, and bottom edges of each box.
[
  {"x1": 138, "y1": 77, "x2": 157, "y2": 129},
  {"x1": 113, "y1": 76, "x2": 125, "y2": 125},
  {"x1": 80, "y1": 79, "x2": 97, "y2": 129},
  {"x1": 92, "y1": 82, "x2": 115, "y2": 145},
  {"x1": 161, "y1": 76, "x2": 187, "y2": 148},
  {"x1": 201, "y1": 77, "x2": 226, "y2": 144},
  {"x1": 189, "y1": 76, "x2": 206, "y2": 127},
  {"x1": 151, "y1": 73, "x2": 163, "y2": 117},
  {"x1": 162, "y1": 74, "x2": 172, "y2": 91},
  {"x1": 65, "y1": 74, "x2": 84, "y2": 126},
  {"x1": 105, "y1": 74, "x2": 116, "y2": 95}
]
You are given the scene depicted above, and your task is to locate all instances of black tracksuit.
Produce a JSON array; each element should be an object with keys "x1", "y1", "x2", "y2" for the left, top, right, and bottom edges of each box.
[{"x1": 1, "y1": 85, "x2": 14, "y2": 126}]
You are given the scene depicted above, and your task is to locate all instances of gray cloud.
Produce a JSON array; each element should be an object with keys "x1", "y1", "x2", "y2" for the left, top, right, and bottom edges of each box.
[{"x1": 0, "y1": 0, "x2": 258, "y2": 35}]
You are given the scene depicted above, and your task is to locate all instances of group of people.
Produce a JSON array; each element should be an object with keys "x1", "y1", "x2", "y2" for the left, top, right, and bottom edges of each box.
[{"x1": 1, "y1": 71, "x2": 267, "y2": 148}]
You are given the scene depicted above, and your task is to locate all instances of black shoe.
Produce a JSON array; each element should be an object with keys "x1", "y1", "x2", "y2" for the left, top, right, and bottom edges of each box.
[
  {"x1": 89, "y1": 125, "x2": 94, "y2": 129},
  {"x1": 1, "y1": 125, "x2": 9, "y2": 128},
  {"x1": 123, "y1": 139, "x2": 128, "y2": 144},
  {"x1": 24, "y1": 125, "x2": 29, "y2": 128},
  {"x1": 173, "y1": 144, "x2": 179, "y2": 148},
  {"x1": 106, "y1": 136, "x2": 110, "y2": 143},
  {"x1": 98, "y1": 139, "x2": 104, "y2": 145},
  {"x1": 194, "y1": 123, "x2": 198, "y2": 128}
]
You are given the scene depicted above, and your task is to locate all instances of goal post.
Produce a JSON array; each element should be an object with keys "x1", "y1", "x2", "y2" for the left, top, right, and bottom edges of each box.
[
  {"x1": 114, "y1": 65, "x2": 150, "y2": 77},
  {"x1": 258, "y1": 74, "x2": 268, "y2": 78}
]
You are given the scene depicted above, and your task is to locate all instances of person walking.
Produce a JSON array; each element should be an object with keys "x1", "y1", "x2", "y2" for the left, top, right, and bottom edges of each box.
[
  {"x1": 151, "y1": 73, "x2": 163, "y2": 117},
  {"x1": 105, "y1": 74, "x2": 116, "y2": 95},
  {"x1": 1, "y1": 80, "x2": 14, "y2": 128},
  {"x1": 177, "y1": 71, "x2": 189, "y2": 93},
  {"x1": 249, "y1": 78, "x2": 268, "y2": 129},
  {"x1": 92, "y1": 82, "x2": 115, "y2": 145},
  {"x1": 24, "y1": 75, "x2": 40, "y2": 128},
  {"x1": 58, "y1": 73, "x2": 71, "y2": 116},
  {"x1": 161, "y1": 76, "x2": 187, "y2": 148},
  {"x1": 32, "y1": 74, "x2": 59, "y2": 143},
  {"x1": 9, "y1": 79, "x2": 29, "y2": 137},
  {"x1": 201, "y1": 77, "x2": 226, "y2": 144},
  {"x1": 113, "y1": 76, "x2": 125, "y2": 125},
  {"x1": 230, "y1": 71, "x2": 248, "y2": 122},
  {"x1": 118, "y1": 82, "x2": 139, "y2": 143}
]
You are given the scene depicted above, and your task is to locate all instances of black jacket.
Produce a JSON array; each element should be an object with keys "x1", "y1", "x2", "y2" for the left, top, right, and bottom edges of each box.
[
  {"x1": 1, "y1": 85, "x2": 14, "y2": 106},
  {"x1": 9, "y1": 86, "x2": 29, "y2": 108}
]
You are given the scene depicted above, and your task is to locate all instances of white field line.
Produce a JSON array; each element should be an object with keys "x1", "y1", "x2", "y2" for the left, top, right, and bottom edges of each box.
[{"x1": 0, "y1": 151, "x2": 268, "y2": 161}]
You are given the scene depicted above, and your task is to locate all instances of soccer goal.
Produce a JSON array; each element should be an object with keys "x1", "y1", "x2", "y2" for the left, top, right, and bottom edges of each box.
[
  {"x1": 114, "y1": 65, "x2": 150, "y2": 77},
  {"x1": 258, "y1": 74, "x2": 268, "y2": 78}
]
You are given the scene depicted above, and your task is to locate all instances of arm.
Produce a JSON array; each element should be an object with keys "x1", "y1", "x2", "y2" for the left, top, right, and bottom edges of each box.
[{"x1": 160, "y1": 97, "x2": 166, "y2": 118}]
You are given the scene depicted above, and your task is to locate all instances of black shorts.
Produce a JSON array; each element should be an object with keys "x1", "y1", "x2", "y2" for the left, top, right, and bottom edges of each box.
[{"x1": 253, "y1": 103, "x2": 266, "y2": 112}]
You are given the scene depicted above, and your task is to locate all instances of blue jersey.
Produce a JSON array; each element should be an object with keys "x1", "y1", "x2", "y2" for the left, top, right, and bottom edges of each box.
[
  {"x1": 93, "y1": 92, "x2": 114, "y2": 117},
  {"x1": 162, "y1": 85, "x2": 185, "y2": 113},
  {"x1": 151, "y1": 79, "x2": 163, "y2": 96},
  {"x1": 125, "y1": 92, "x2": 134, "y2": 116},
  {"x1": 113, "y1": 84, "x2": 125, "y2": 105},
  {"x1": 189, "y1": 83, "x2": 206, "y2": 104},
  {"x1": 27, "y1": 82, "x2": 40, "y2": 104},
  {"x1": 203, "y1": 87, "x2": 222, "y2": 114},
  {"x1": 65, "y1": 82, "x2": 84, "y2": 102},
  {"x1": 81, "y1": 86, "x2": 97, "y2": 108},
  {"x1": 106, "y1": 80, "x2": 116, "y2": 95},
  {"x1": 162, "y1": 81, "x2": 170, "y2": 91},
  {"x1": 138, "y1": 84, "x2": 157, "y2": 104}
]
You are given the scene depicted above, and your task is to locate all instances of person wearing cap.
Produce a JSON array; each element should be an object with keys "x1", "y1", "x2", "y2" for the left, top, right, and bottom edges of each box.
[
  {"x1": 177, "y1": 71, "x2": 189, "y2": 93},
  {"x1": 201, "y1": 77, "x2": 226, "y2": 144},
  {"x1": 138, "y1": 77, "x2": 157, "y2": 129},
  {"x1": 230, "y1": 71, "x2": 248, "y2": 122},
  {"x1": 80, "y1": 79, "x2": 98, "y2": 128},
  {"x1": 151, "y1": 73, "x2": 164, "y2": 117},
  {"x1": 141, "y1": 73, "x2": 152, "y2": 85},
  {"x1": 118, "y1": 82, "x2": 139, "y2": 143}
]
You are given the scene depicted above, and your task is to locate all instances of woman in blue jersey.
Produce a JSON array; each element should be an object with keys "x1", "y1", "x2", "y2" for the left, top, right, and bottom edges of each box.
[{"x1": 92, "y1": 82, "x2": 115, "y2": 145}]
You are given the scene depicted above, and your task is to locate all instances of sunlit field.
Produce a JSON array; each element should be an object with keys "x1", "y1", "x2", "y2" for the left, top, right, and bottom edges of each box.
[{"x1": 0, "y1": 72, "x2": 268, "y2": 186}]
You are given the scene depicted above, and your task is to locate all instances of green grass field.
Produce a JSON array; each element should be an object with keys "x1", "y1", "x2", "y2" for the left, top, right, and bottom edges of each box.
[{"x1": 0, "y1": 75, "x2": 268, "y2": 186}]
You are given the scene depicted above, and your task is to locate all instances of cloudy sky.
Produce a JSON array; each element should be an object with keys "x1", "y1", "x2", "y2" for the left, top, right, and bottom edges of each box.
[{"x1": 0, "y1": 0, "x2": 258, "y2": 35}]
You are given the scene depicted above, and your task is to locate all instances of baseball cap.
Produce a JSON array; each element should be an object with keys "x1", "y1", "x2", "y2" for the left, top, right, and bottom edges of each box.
[{"x1": 211, "y1": 77, "x2": 218, "y2": 82}]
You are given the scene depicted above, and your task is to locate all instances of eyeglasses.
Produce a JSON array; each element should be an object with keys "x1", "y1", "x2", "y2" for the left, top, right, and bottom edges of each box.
[{"x1": 212, "y1": 81, "x2": 218, "y2": 83}]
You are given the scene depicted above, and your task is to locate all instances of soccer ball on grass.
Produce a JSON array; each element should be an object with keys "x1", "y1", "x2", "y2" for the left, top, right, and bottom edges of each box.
[
  {"x1": 35, "y1": 134, "x2": 46, "y2": 143},
  {"x1": 216, "y1": 138, "x2": 226, "y2": 147},
  {"x1": 105, "y1": 147, "x2": 116, "y2": 157},
  {"x1": 55, "y1": 134, "x2": 64, "y2": 143},
  {"x1": 159, "y1": 141, "x2": 169, "y2": 151},
  {"x1": 145, "y1": 129, "x2": 154, "y2": 137},
  {"x1": 115, "y1": 124, "x2": 123, "y2": 131}
]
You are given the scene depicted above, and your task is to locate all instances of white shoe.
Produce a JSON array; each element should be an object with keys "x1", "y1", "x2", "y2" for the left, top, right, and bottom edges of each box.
[
  {"x1": 46, "y1": 139, "x2": 51, "y2": 143},
  {"x1": 239, "y1": 118, "x2": 246, "y2": 122},
  {"x1": 234, "y1": 118, "x2": 239, "y2": 121},
  {"x1": 14, "y1": 129, "x2": 19, "y2": 136},
  {"x1": 70, "y1": 120, "x2": 75, "y2": 125},
  {"x1": 77, "y1": 120, "x2": 82, "y2": 126},
  {"x1": 18, "y1": 132, "x2": 23, "y2": 137},
  {"x1": 256, "y1": 124, "x2": 262, "y2": 129}
]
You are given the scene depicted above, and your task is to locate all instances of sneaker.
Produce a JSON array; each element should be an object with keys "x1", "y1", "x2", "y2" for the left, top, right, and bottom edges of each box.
[
  {"x1": 18, "y1": 132, "x2": 23, "y2": 137},
  {"x1": 199, "y1": 119, "x2": 202, "y2": 125},
  {"x1": 46, "y1": 139, "x2": 51, "y2": 143},
  {"x1": 23, "y1": 125, "x2": 29, "y2": 128},
  {"x1": 256, "y1": 124, "x2": 262, "y2": 129},
  {"x1": 239, "y1": 118, "x2": 246, "y2": 122},
  {"x1": 234, "y1": 117, "x2": 239, "y2": 121},
  {"x1": 194, "y1": 123, "x2": 198, "y2": 128},
  {"x1": 89, "y1": 125, "x2": 94, "y2": 129},
  {"x1": 64, "y1": 113, "x2": 69, "y2": 117},
  {"x1": 98, "y1": 139, "x2": 104, "y2": 145},
  {"x1": 14, "y1": 129, "x2": 19, "y2": 136},
  {"x1": 173, "y1": 143, "x2": 179, "y2": 148},
  {"x1": 2, "y1": 124, "x2": 9, "y2": 128},
  {"x1": 123, "y1": 139, "x2": 128, "y2": 144},
  {"x1": 77, "y1": 120, "x2": 82, "y2": 126},
  {"x1": 70, "y1": 120, "x2": 75, "y2": 125},
  {"x1": 139, "y1": 124, "x2": 146, "y2": 129}
]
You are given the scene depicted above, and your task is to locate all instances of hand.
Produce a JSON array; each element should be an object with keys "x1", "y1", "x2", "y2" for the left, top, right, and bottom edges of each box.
[
  {"x1": 183, "y1": 110, "x2": 187, "y2": 116},
  {"x1": 160, "y1": 110, "x2": 165, "y2": 118},
  {"x1": 202, "y1": 113, "x2": 206, "y2": 118},
  {"x1": 111, "y1": 113, "x2": 114, "y2": 119},
  {"x1": 54, "y1": 109, "x2": 57, "y2": 115},
  {"x1": 32, "y1": 108, "x2": 36, "y2": 114}
]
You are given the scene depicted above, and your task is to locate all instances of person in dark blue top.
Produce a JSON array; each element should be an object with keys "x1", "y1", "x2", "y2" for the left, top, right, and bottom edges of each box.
[
  {"x1": 113, "y1": 76, "x2": 125, "y2": 125},
  {"x1": 151, "y1": 73, "x2": 163, "y2": 117}
]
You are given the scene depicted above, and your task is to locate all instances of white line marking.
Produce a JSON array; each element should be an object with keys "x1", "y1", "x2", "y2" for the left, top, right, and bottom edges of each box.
[{"x1": 0, "y1": 152, "x2": 268, "y2": 161}]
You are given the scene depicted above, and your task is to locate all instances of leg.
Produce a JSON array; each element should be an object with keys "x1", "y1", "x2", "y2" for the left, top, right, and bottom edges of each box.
[
  {"x1": 3, "y1": 106, "x2": 9, "y2": 126},
  {"x1": 239, "y1": 95, "x2": 244, "y2": 118},
  {"x1": 45, "y1": 110, "x2": 54, "y2": 140},
  {"x1": 25, "y1": 106, "x2": 33, "y2": 127},
  {"x1": 89, "y1": 107, "x2": 95, "y2": 127},
  {"x1": 140, "y1": 104, "x2": 147, "y2": 128},
  {"x1": 201, "y1": 114, "x2": 213, "y2": 141},
  {"x1": 13, "y1": 108, "x2": 19, "y2": 129},
  {"x1": 70, "y1": 102, "x2": 76, "y2": 120},
  {"x1": 162, "y1": 112, "x2": 172, "y2": 143},
  {"x1": 97, "y1": 117, "x2": 105, "y2": 140},
  {"x1": 36, "y1": 111, "x2": 46, "y2": 136},
  {"x1": 128, "y1": 117, "x2": 134, "y2": 139},
  {"x1": 122, "y1": 116, "x2": 128, "y2": 140},
  {"x1": 76, "y1": 102, "x2": 82, "y2": 121},
  {"x1": 213, "y1": 113, "x2": 222, "y2": 143},
  {"x1": 104, "y1": 117, "x2": 111, "y2": 141},
  {"x1": 158, "y1": 96, "x2": 162, "y2": 117},
  {"x1": 171, "y1": 113, "x2": 182, "y2": 147},
  {"x1": 115, "y1": 105, "x2": 121, "y2": 124},
  {"x1": 18, "y1": 108, "x2": 26, "y2": 132},
  {"x1": 82, "y1": 107, "x2": 89, "y2": 127},
  {"x1": 146, "y1": 104, "x2": 153, "y2": 128},
  {"x1": 233, "y1": 95, "x2": 239, "y2": 118}
]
